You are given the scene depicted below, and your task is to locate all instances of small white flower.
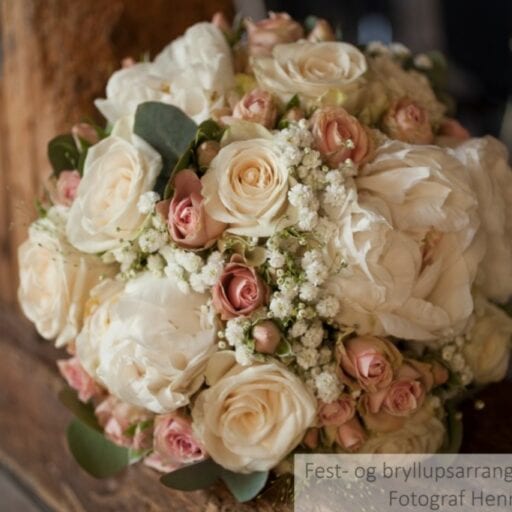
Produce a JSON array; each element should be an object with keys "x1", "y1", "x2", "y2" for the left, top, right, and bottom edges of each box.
[
  {"x1": 318, "y1": 346, "x2": 333, "y2": 365},
  {"x1": 189, "y1": 273, "x2": 207, "y2": 293},
  {"x1": 235, "y1": 344, "x2": 254, "y2": 366},
  {"x1": 414, "y1": 53, "x2": 433, "y2": 69},
  {"x1": 137, "y1": 191, "x2": 160, "y2": 214},
  {"x1": 296, "y1": 347, "x2": 319, "y2": 370},
  {"x1": 288, "y1": 184, "x2": 314, "y2": 208},
  {"x1": 442, "y1": 344, "x2": 456, "y2": 362},
  {"x1": 269, "y1": 293, "x2": 293, "y2": 319},
  {"x1": 268, "y1": 250, "x2": 286, "y2": 269},
  {"x1": 301, "y1": 322, "x2": 324, "y2": 348},
  {"x1": 147, "y1": 254, "x2": 165, "y2": 275},
  {"x1": 315, "y1": 371, "x2": 340, "y2": 403},
  {"x1": 225, "y1": 318, "x2": 247, "y2": 346},
  {"x1": 451, "y1": 353, "x2": 465, "y2": 372},
  {"x1": 366, "y1": 41, "x2": 390, "y2": 55},
  {"x1": 289, "y1": 320, "x2": 308, "y2": 338},
  {"x1": 389, "y1": 42, "x2": 411, "y2": 57},
  {"x1": 138, "y1": 229, "x2": 167, "y2": 253},
  {"x1": 174, "y1": 250, "x2": 203, "y2": 273},
  {"x1": 176, "y1": 278, "x2": 190, "y2": 294},
  {"x1": 279, "y1": 277, "x2": 299, "y2": 300},
  {"x1": 297, "y1": 208, "x2": 318, "y2": 231},
  {"x1": 316, "y1": 296, "x2": 340, "y2": 319}
]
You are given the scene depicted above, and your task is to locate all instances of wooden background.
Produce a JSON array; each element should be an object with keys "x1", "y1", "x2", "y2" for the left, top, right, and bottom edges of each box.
[{"x1": 0, "y1": 1, "x2": 511, "y2": 511}]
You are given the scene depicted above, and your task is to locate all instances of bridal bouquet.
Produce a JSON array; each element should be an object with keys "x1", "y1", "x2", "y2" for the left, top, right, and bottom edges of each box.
[{"x1": 18, "y1": 11, "x2": 512, "y2": 503}]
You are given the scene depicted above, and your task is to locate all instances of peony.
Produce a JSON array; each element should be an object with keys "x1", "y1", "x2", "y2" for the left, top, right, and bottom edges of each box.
[
  {"x1": 77, "y1": 273, "x2": 217, "y2": 414},
  {"x1": 253, "y1": 41, "x2": 367, "y2": 108},
  {"x1": 464, "y1": 296, "x2": 512, "y2": 384},
  {"x1": 192, "y1": 351, "x2": 316, "y2": 473},
  {"x1": 18, "y1": 207, "x2": 114, "y2": 347},
  {"x1": 454, "y1": 136, "x2": 512, "y2": 302},
  {"x1": 66, "y1": 117, "x2": 162, "y2": 253},
  {"x1": 232, "y1": 89, "x2": 278, "y2": 129},
  {"x1": 157, "y1": 169, "x2": 226, "y2": 250},
  {"x1": 327, "y1": 140, "x2": 484, "y2": 341},
  {"x1": 310, "y1": 106, "x2": 374, "y2": 167},
  {"x1": 201, "y1": 136, "x2": 295, "y2": 236}
]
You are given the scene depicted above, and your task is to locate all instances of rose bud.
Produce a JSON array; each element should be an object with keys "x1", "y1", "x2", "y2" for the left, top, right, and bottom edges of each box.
[
  {"x1": 307, "y1": 19, "x2": 336, "y2": 42},
  {"x1": 252, "y1": 320, "x2": 281, "y2": 354},
  {"x1": 197, "y1": 140, "x2": 220, "y2": 169},
  {"x1": 52, "y1": 170, "x2": 81, "y2": 207},
  {"x1": 212, "y1": 255, "x2": 270, "y2": 320},
  {"x1": 156, "y1": 169, "x2": 226, "y2": 250},
  {"x1": 233, "y1": 89, "x2": 277, "y2": 129},
  {"x1": 57, "y1": 357, "x2": 102, "y2": 403},
  {"x1": 318, "y1": 395, "x2": 356, "y2": 427},
  {"x1": 71, "y1": 122, "x2": 99, "y2": 147},
  {"x1": 439, "y1": 118, "x2": 470, "y2": 141},
  {"x1": 246, "y1": 12, "x2": 304, "y2": 57},
  {"x1": 211, "y1": 11, "x2": 232, "y2": 35},
  {"x1": 310, "y1": 106, "x2": 374, "y2": 168},
  {"x1": 303, "y1": 427, "x2": 320, "y2": 449},
  {"x1": 336, "y1": 335, "x2": 403, "y2": 393},
  {"x1": 382, "y1": 378, "x2": 424, "y2": 417},
  {"x1": 336, "y1": 417, "x2": 366, "y2": 452},
  {"x1": 282, "y1": 106, "x2": 306, "y2": 123},
  {"x1": 121, "y1": 56, "x2": 136, "y2": 68},
  {"x1": 431, "y1": 361, "x2": 449, "y2": 386},
  {"x1": 382, "y1": 97, "x2": 434, "y2": 144}
]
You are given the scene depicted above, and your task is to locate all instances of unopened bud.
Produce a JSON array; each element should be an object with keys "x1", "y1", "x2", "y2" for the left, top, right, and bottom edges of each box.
[{"x1": 197, "y1": 141, "x2": 220, "y2": 169}]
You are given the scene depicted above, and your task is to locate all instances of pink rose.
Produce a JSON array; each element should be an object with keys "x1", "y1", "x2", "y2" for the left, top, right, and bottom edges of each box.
[
  {"x1": 336, "y1": 417, "x2": 366, "y2": 452},
  {"x1": 307, "y1": 19, "x2": 336, "y2": 42},
  {"x1": 337, "y1": 336, "x2": 403, "y2": 393},
  {"x1": 318, "y1": 395, "x2": 356, "y2": 427},
  {"x1": 54, "y1": 170, "x2": 81, "y2": 207},
  {"x1": 439, "y1": 118, "x2": 470, "y2": 141},
  {"x1": 145, "y1": 414, "x2": 206, "y2": 473},
  {"x1": 157, "y1": 169, "x2": 225, "y2": 249},
  {"x1": 302, "y1": 427, "x2": 320, "y2": 449},
  {"x1": 212, "y1": 255, "x2": 269, "y2": 320},
  {"x1": 246, "y1": 12, "x2": 304, "y2": 57},
  {"x1": 310, "y1": 107, "x2": 374, "y2": 167},
  {"x1": 71, "y1": 122, "x2": 99, "y2": 147},
  {"x1": 382, "y1": 98, "x2": 434, "y2": 144},
  {"x1": 252, "y1": 320, "x2": 281, "y2": 354},
  {"x1": 233, "y1": 89, "x2": 277, "y2": 129},
  {"x1": 57, "y1": 356, "x2": 102, "y2": 403}
]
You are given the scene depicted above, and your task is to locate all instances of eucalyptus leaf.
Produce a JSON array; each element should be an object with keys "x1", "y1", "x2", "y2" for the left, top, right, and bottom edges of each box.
[
  {"x1": 220, "y1": 470, "x2": 269, "y2": 503},
  {"x1": 48, "y1": 134, "x2": 80, "y2": 176},
  {"x1": 58, "y1": 387, "x2": 101, "y2": 432},
  {"x1": 67, "y1": 419, "x2": 131, "y2": 478},
  {"x1": 160, "y1": 458, "x2": 222, "y2": 491}
]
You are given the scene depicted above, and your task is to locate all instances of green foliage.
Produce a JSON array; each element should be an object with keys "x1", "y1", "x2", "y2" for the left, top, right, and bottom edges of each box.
[
  {"x1": 58, "y1": 387, "x2": 101, "y2": 432},
  {"x1": 47, "y1": 134, "x2": 80, "y2": 176}
]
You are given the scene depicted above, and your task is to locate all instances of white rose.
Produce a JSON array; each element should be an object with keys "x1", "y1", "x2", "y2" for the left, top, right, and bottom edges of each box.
[
  {"x1": 361, "y1": 399, "x2": 445, "y2": 454},
  {"x1": 66, "y1": 117, "x2": 162, "y2": 253},
  {"x1": 253, "y1": 41, "x2": 367, "y2": 110},
  {"x1": 78, "y1": 273, "x2": 216, "y2": 413},
  {"x1": 95, "y1": 23, "x2": 234, "y2": 124},
  {"x1": 18, "y1": 207, "x2": 114, "y2": 347},
  {"x1": 454, "y1": 136, "x2": 512, "y2": 302},
  {"x1": 192, "y1": 351, "x2": 316, "y2": 473},
  {"x1": 327, "y1": 140, "x2": 484, "y2": 341},
  {"x1": 201, "y1": 136, "x2": 295, "y2": 236},
  {"x1": 464, "y1": 296, "x2": 512, "y2": 384}
]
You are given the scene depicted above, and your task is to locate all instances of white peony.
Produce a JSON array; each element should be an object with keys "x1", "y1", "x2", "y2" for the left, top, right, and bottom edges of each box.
[
  {"x1": 78, "y1": 273, "x2": 216, "y2": 413},
  {"x1": 454, "y1": 136, "x2": 512, "y2": 303},
  {"x1": 192, "y1": 351, "x2": 316, "y2": 473},
  {"x1": 327, "y1": 140, "x2": 485, "y2": 341},
  {"x1": 66, "y1": 117, "x2": 162, "y2": 253},
  {"x1": 18, "y1": 207, "x2": 115, "y2": 347},
  {"x1": 95, "y1": 23, "x2": 235, "y2": 124},
  {"x1": 253, "y1": 41, "x2": 367, "y2": 109}
]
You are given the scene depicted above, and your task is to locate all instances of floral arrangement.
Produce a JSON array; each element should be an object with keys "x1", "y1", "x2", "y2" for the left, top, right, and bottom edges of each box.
[{"x1": 18, "y1": 11, "x2": 512, "y2": 504}]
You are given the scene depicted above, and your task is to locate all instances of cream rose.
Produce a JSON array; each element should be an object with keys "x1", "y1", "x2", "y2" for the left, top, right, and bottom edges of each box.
[
  {"x1": 253, "y1": 41, "x2": 367, "y2": 109},
  {"x1": 18, "y1": 207, "x2": 114, "y2": 347},
  {"x1": 66, "y1": 117, "x2": 162, "y2": 253},
  {"x1": 326, "y1": 140, "x2": 484, "y2": 341},
  {"x1": 464, "y1": 296, "x2": 512, "y2": 384},
  {"x1": 77, "y1": 273, "x2": 217, "y2": 413},
  {"x1": 192, "y1": 351, "x2": 316, "y2": 472},
  {"x1": 201, "y1": 136, "x2": 295, "y2": 236}
]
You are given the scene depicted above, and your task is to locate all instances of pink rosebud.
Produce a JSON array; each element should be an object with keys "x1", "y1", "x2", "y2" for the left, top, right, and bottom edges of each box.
[
  {"x1": 157, "y1": 169, "x2": 226, "y2": 250},
  {"x1": 282, "y1": 106, "x2": 306, "y2": 123},
  {"x1": 307, "y1": 19, "x2": 336, "y2": 42},
  {"x1": 213, "y1": 255, "x2": 269, "y2": 321},
  {"x1": 431, "y1": 361, "x2": 449, "y2": 387},
  {"x1": 146, "y1": 414, "x2": 206, "y2": 473},
  {"x1": 337, "y1": 336, "x2": 403, "y2": 393},
  {"x1": 382, "y1": 98, "x2": 434, "y2": 144},
  {"x1": 303, "y1": 427, "x2": 319, "y2": 449},
  {"x1": 336, "y1": 417, "x2": 366, "y2": 452},
  {"x1": 318, "y1": 395, "x2": 356, "y2": 427},
  {"x1": 246, "y1": 12, "x2": 304, "y2": 57},
  {"x1": 211, "y1": 12, "x2": 232, "y2": 35},
  {"x1": 71, "y1": 122, "x2": 99, "y2": 146},
  {"x1": 121, "y1": 56, "x2": 136, "y2": 68},
  {"x1": 57, "y1": 356, "x2": 102, "y2": 403},
  {"x1": 233, "y1": 89, "x2": 278, "y2": 129},
  {"x1": 439, "y1": 118, "x2": 470, "y2": 141},
  {"x1": 54, "y1": 170, "x2": 81, "y2": 207},
  {"x1": 382, "y1": 379, "x2": 424, "y2": 417},
  {"x1": 252, "y1": 320, "x2": 281, "y2": 354},
  {"x1": 197, "y1": 140, "x2": 220, "y2": 169},
  {"x1": 310, "y1": 107, "x2": 374, "y2": 168}
]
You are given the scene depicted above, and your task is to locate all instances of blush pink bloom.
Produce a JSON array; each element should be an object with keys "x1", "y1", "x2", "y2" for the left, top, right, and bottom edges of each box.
[
  {"x1": 211, "y1": 12, "x2": 232, "y2": 35},
  {"x1": 157, "y1": 169, "x2": 226, "y2": 250},
  {"x1": 54, "y1": 170, "x2": 81, "y2": 207},
  {"x1": 71, "y1": 122, "x2": 99, "y2": 147},
  {"x1": 302, "y1": 427, "x2": 320, "y2": 449},
  {"x1": 310, "y1": 107, "x2": 374, "y2": 167},
  {"x1": 337, "y1": 336, "x2": 402, "y2": 393},
  {"x1": 232, "y1": 89, "x2": 278, "y2": 129},
  {"x1": 212, "y1": 255, "x2": 269, "y2": 320},
  {"x1": 439, "y1": 118, "x2": 471, "y2": 141},
  {"x1": 145, "y1": 414, "x2": 206, "y2": 473},
  {"x1": 336, "y1": 417, "x2": 366, "y2": 452},
  {"x1": 382, "y1": 98, "x2": 434, "y2": 144},
  {"x1": 246, "y1": 12, "x2": 304, "y2": 56},
  {"x1": 252, "y1": 320, "x2": 281, "y2": 354},
  {"x1": 57, "y1": 356, "x2": 102, "y2": 403},
  {"x1": 318, "y1": 395, "x2": 356, "y2": 427}
]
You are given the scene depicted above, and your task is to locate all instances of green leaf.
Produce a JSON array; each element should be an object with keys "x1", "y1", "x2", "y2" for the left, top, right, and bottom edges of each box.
[
  {"x1": 67, "y1": 420, "x2": 130, "y2": 478},
  {"x1": 160, "y1": 458, "x2": 222, "y2": 491},
  {"x1": 220, "y1": 470, "x2": 269, "y2": 503},
  {"x1": 134, "y1": 102, "x2": 198, "y2": 196},
  {"x1": 442, "y1": 406, "x2": 463, "y2": 454},
  {"x1": 58, "y1": 387, "x2": 101, "y2": 432},
  {"x1": 285, "y1": 94, "x2": 300, "y2": 111},
  {"x1": 304, "y1": 15, "x2": 318, "y2": 33},
  {"x1": 48, "y1": 134, "x2": 80, "y2": 176}
]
